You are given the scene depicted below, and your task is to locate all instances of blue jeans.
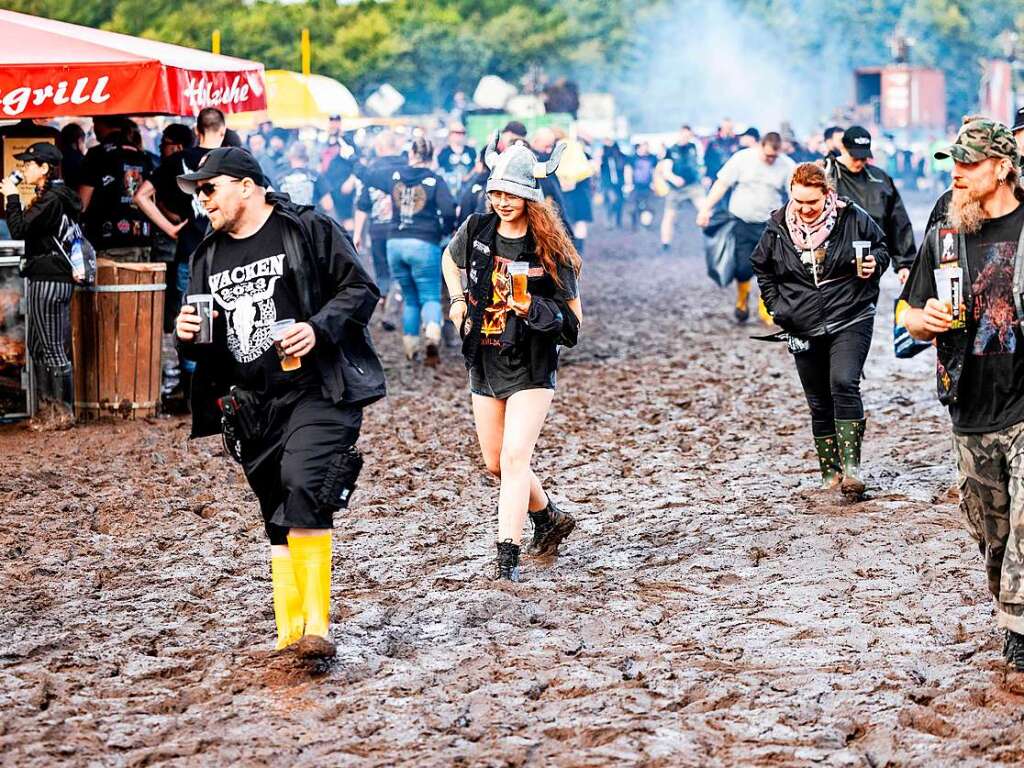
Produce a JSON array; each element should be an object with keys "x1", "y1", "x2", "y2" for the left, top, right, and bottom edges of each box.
[
  {"x1": 176, "y1": 261, "x2": 196, "y2": 374},
  {"x1": 386, "y1": 238, "x2": 442, "y2": 336}
]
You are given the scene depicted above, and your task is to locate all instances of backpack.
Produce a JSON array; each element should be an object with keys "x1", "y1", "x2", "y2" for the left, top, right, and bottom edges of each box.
[{"x1": 52, "y1": 213, "x2": 97, "y2": 285}]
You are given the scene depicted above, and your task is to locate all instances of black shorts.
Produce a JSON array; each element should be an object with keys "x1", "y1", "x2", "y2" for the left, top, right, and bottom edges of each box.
[{"x1": 241, "y1": 390, "x2": 363, "y2": 545}]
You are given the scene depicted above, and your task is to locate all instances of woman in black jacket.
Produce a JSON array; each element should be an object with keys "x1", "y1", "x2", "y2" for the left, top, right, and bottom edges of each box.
[
  {"x1": 441, "y1": 139, "x2": 582, "y2": 582},
  {"x1": 751, "y1": 162, "x2": 889, "y2": 496},
  {"x1": 2, "y1": 142, "x2": 82, "y2": 426}
]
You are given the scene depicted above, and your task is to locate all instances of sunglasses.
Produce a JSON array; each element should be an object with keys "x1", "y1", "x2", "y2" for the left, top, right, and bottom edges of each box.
[{"x1": 195, "y1": 179, "x2": 242, "y2": 197}]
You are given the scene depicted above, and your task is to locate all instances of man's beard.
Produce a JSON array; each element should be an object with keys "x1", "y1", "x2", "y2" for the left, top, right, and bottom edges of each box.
[{"x1": 950, "y1": 188, "x2": 986, "y2": 234}]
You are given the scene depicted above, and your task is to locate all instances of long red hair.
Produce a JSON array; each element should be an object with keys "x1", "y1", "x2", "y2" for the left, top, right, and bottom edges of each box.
[{"x1": 524, "y1": 198, "x2": 581, "y2": 288}]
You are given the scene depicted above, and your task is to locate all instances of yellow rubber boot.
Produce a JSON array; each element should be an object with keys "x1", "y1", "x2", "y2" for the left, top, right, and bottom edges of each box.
[
  {"x1": 270, "y1": 555, "x2": 305, "y2": 651},
  {"x1": 735, "y1": 280, "x2": 752, "y2": 323},
  {"x1": 287, "y1": 532, "x2": 336, "y2": 658}
]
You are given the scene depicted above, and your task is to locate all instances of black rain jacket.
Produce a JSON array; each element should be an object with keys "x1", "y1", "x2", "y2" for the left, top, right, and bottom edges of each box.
[
  {"x1": 751, "y1": 198, "x2": 889, "y2": 338},
  {"x1": 825, "y1": 158, "x2": 916, "y2": 270},
  {"x1": 7, "y1": 182, "x2": 82, "y2": 282},
  {"x1": 180, "y1": 192, "x2": 386, "y2": 438}
]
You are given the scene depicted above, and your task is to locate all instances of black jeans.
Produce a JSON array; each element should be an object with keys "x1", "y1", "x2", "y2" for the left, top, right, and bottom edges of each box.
[{"x1": 792, "y1": 318, "x2": 873, "y2": 437}]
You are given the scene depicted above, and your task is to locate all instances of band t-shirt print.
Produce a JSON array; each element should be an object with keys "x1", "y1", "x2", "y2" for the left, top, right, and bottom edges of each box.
[
  {"x1": 906, "y1": 203, "x2": 1024, "y2": 433},
  {"x1": 208, "y1": 215, "x2": 313, "y2": 396}
]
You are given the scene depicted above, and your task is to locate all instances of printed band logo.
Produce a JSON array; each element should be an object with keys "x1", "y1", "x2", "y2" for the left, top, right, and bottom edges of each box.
[{"x1": 209, "y1": 254, "x2": 285, "y2": 363}]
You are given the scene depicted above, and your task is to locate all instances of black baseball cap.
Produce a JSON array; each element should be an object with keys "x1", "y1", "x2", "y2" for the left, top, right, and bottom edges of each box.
[
  {"x1": 842, "y1": 125, "x2": 873, "y2": 159},
  {"x1": 14, "y1": 142, "x2": 62, "y2": 165},
  {"x1": 502, "y1": 120, "x2": 528, "y2": 138},
  {"x1": 740, "y1": 126, "x2": 760, "y2": 141},
  {"x1": 177, "y1": 147, "x2": 267, "y2": 194},
  {"x1": 1013, "y1": 108, "x2": 1024, "y2": 133}
]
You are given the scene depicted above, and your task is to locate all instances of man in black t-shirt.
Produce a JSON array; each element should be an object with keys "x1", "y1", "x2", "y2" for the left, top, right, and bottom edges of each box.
[
  {"x1": 174, "y1": 147, "x2": 384, "y2": 660},
  {"x1": 436, "y1": 122, "x2": 477, "y2": 199},
  {"x1": 353, "y1": 130, "x2": 405, "y2": 331},
  {"x1": 276, "y1": 143, "x2": 333, "y2": 212},
  {"x1": 79, "y1": 120, "x2": 155, "y2": 262},
  {"x1": 659, "y1": 125, "x2": 705, "y2": 251},
  {"x1": 900, "y1": 118, "x2": 1024, "y2": 670},
  {"x1": 134, "y1": 108, "x2": 227, "y2": 398}
]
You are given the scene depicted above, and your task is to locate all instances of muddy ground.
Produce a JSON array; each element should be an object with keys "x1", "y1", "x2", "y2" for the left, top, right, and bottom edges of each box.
[{"x1": 3, "y1": 193, "x2": 1024, "y2": 767}]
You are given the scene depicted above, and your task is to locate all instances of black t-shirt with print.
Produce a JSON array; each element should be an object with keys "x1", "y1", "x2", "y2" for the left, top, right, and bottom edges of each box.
[
  {"x1": 81, "y1": 143, "x2": 154, "y2": 249},
  {"x1": 207, "y1": 214, "x2": 317, "y2": 398},
  {"x1": 448, "y1": 219, "x2": 579, "y2": 301},
  {"x1": 453, "y1": 228, "x2": 579, "y2": 393},
  {"x1": 664, "y1": 142, "x2": 701, "y2": 187},
  {"x1": 903, "y1": 203, "x2": 1024, "y2": 433}
]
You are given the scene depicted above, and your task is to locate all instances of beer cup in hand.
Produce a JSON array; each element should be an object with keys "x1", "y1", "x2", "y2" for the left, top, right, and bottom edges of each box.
[
  {"x1": 921, "y1": 297, "x2": 954, "y2": 335},
  {"x1": 176, "y1": 304, "x2": 218, "y2": 341},
  {"x1": 858, "y1": 254, "x2": 877, "y2": 279}
]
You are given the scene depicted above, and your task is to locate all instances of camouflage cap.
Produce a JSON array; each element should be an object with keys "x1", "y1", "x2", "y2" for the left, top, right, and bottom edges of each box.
[{"x1": 934, "y1": 118, "x2": 1020, "y2": 167}]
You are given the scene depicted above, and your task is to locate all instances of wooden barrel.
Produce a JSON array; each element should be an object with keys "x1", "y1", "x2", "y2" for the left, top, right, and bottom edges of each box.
[{"x1": 71, "y1": 259, "x2": 166, "y2": 420}]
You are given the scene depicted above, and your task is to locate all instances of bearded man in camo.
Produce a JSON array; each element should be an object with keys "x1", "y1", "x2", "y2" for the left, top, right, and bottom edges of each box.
[{"x1": 901, "y1": 117, "x2": 1024, "y2": 670}]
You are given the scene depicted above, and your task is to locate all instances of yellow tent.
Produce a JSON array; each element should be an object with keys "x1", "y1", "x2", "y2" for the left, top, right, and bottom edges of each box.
[{"x1": 231, "y1": 70, "x2": 360, "y2": 130}]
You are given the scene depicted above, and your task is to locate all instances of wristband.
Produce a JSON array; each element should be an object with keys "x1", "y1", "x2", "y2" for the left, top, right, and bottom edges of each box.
[{"x1": 450, "y1": 296, "x2": 466, "y2": 306}]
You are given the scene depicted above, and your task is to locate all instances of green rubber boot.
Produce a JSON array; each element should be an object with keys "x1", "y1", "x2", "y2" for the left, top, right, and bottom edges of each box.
[
  {"x1": 836, "y1": 419, "x2": 867, "y2": 497},
  {"x1": 813, "y1": 435, "x2": 842, "y2": 490}
]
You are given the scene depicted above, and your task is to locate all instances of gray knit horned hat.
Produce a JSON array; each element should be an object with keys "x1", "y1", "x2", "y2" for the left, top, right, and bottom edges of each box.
[{"x1": 483, "y1": 134, "x2": 566, "y2": 202}]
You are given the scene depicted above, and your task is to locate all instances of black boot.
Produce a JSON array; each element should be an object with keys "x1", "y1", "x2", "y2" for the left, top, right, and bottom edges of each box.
[
  {"x1": 1004, "y1": 630, "x2": 1024, "y2": 671},
  {"x1": 526, "y1": 498, "x2": 576, "y2": 557},
  {"x1": 493, "y1": 540, "x2": 521, "y2": 582}
]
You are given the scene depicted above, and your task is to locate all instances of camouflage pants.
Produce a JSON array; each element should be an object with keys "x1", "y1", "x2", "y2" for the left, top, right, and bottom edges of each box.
[{"x1": 954, "y1": 421, "x2": 1024, "y2": 633}]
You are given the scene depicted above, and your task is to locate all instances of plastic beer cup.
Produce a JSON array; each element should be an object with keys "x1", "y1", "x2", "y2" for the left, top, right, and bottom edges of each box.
[
  {"x1": 186, "y1": 294, "x2": 214, "y2": 344},
  {"x1": 508, "y1": 261, "x2": 530, "y2": 305},
  {"x1": 271, "y1": 318, "x2": 302, "y2": 371}
]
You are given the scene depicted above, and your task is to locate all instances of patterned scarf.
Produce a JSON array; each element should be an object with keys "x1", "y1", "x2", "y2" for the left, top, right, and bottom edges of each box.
[{"x1": 786, "y1": 191, "x2": 843, "y2": 251}]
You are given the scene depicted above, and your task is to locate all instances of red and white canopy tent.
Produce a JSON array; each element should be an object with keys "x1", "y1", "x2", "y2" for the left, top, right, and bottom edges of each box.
[{"x1": 0, "y1": 10, "x2": 267, "y2": 118}]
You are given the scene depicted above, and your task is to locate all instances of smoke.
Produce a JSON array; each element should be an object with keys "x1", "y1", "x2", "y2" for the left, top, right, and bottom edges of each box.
[{"x1": 612, "y1": 1, "x2": 851, "y2": 135}]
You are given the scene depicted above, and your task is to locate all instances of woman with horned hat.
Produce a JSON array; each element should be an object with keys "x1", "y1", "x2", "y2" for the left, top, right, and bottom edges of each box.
[{"x1": 442, "y1": 137, "x2": 583, "y2": 581}]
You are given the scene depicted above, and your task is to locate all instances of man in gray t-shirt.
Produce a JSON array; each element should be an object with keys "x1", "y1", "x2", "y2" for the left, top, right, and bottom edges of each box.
[{"x1": 696, "y1": 131, "x2": 795, "y2": 323}]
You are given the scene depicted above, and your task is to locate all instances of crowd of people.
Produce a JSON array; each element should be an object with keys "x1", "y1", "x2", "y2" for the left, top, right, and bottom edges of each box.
[{"x1": 11, "y1": 101, "x2": 1024, "y2": 674}]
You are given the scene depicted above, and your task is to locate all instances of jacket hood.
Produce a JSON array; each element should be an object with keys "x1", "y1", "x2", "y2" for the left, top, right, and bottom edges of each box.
[
  {"x1": 51, "y1": 181, "x2": 82, "y2": 216},
  {"x1": 394, "y1": 165, "x2": 435, "y2": 184}
]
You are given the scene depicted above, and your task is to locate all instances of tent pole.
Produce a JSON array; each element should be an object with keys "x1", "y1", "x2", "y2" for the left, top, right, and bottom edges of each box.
[
  {"x1": 212, "y1": 29, "x2": 221, "y2": 55},
  {"x1": 301, "y1": 29, "x2": 311, "y2": 76}
]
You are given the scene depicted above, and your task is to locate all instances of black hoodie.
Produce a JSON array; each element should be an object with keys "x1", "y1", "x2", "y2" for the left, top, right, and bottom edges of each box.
[
  {"x1": 6, "y1": 181, "x2": 82, "y2": 282},
  {"x1": 386, "y1": 165, "x2": 456, "y2": 244}
]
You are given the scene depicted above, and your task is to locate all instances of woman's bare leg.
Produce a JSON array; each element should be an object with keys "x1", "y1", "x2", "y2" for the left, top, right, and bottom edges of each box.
[
  {"x1": 496, "y1": 389, "x2": 554, "y2": 543},
  {"x1": 472, "y1": 393, "x2": 549, "y2": 512}
]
